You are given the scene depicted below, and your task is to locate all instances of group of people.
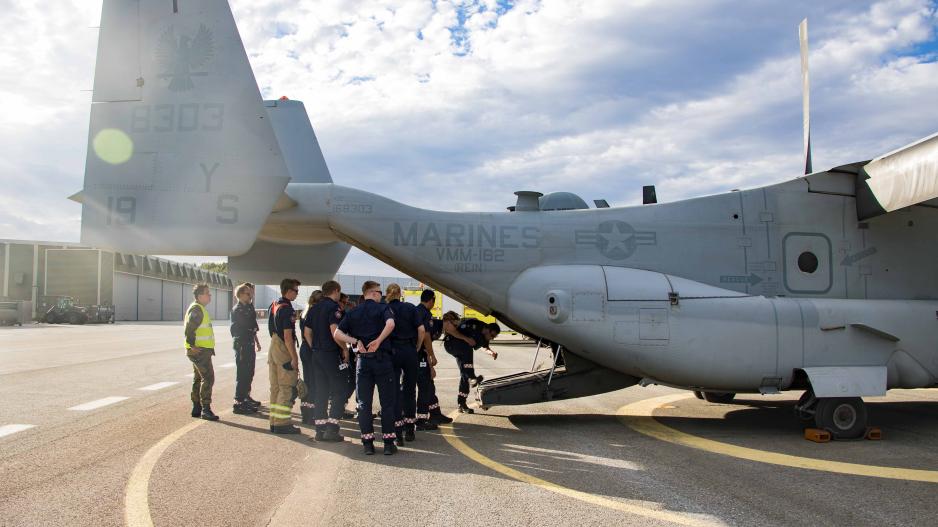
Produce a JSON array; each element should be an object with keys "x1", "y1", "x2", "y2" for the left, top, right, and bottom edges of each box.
[{"x1": 182, "y1": 277, "x2": 502, "y2": 456}]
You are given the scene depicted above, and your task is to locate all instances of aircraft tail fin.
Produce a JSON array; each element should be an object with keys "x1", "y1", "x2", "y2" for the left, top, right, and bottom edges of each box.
[{"x1": 76, "y1": 0, "x2": 290, "y2": 256}]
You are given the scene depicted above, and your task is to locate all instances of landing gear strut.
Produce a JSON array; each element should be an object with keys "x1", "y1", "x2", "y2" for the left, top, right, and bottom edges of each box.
[{"x1": 795, "y1": 389, "x2": 868, "y2": 439}]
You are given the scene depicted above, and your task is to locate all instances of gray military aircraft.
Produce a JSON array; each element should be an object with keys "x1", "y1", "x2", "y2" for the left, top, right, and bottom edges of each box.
[{"x1": 72, "y1": 1, "x2": 938, "y2": 439}]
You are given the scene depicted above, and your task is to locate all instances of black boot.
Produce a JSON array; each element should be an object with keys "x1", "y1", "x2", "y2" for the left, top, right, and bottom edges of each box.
[
  {"x1": 270, "y1": 424, "x2": 301, "y2": 434},
  {"x1": 363, "y1": 442, "x2": 376, "y2": 455},
  {"x1": 300, "y1": 404, "x2": 314, "y2": 425},
  {"x1": 233, "y1": 401, "x2": 256, "y2": 415},
  {"x1": 429, "y1": 412, "x2": 452, "y2": 424},
  {"x1": 416, "y1": 419, "x2": 439, "y2": 431},
  {"x1": 191, "y1": 403, "x2": 202, "y2": 418},
  {"x1": 395, "y1": 430, "x2": 405, "y2": 447},
  {"x1": 458, "y1": 403, "x2": 474, "y2": 414},
  {"x1": 384, "y1": 442, "x2": 398, "y2": 455},
  {"x1": 404, "y1": 429, "x2": 415, "y2": 442},
  {"x1": 201, "y1": 406, "x2": 220, "y2": 421},
  {"x1": 321, "y1": 429, "x2": 344, "y2": 442}
]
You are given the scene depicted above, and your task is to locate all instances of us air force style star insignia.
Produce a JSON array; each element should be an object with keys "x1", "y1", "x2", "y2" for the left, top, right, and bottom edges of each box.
[
  {"x1": 574, "y1": 220, "x2": 657, "y2": 260},
  {"x1": 155, "y1": 24, "x2": 215, "y2": 92}
]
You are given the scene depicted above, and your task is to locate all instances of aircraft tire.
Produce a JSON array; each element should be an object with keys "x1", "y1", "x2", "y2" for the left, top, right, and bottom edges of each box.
[
  {"x1": 702, "y1": 392, "x2": 736, "y2": 404},
  {"x1": 814, "y1": 397, "x2": 867, "y2": 439}
]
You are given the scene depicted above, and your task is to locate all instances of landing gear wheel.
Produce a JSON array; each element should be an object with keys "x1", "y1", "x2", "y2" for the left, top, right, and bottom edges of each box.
[
  {"x1": 702, "y1": 392, "x2": 736, "y2": 404},
  {"x1": 692, "y1": 390, "x2": 704, "y2": 400},
  {"x1": 814, "y1": 397, "x2": 867, "y2": 439}
]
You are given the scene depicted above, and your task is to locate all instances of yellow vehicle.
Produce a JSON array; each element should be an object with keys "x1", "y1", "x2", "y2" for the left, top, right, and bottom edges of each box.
[{"x1": 403, "y1": 288, "x2": 441, "y2": 317}]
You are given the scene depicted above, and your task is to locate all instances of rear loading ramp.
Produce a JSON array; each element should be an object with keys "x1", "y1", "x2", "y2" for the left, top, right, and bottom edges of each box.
[{"x1": 477, "y1": 352, "x2": 638, "y2": 408}]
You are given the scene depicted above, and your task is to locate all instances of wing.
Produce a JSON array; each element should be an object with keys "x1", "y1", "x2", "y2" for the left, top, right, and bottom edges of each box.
[
  {"x1": 155, "y1": 26, "x2": 176, "y2": 73},
  {"x1": 189, "y1": 24, "x2": 215, "y2": 69}
]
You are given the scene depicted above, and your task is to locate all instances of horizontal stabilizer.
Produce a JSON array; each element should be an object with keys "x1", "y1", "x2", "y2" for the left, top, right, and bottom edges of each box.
[
  {"x1": 229, "y1": 240, "x2": 350, "y2": 285},
  {"x1": 78, "y1": 0, "x2": 291, "y2": 255}
]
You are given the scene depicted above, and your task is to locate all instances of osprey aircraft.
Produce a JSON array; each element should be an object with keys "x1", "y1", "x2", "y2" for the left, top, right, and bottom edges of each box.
[{"x1": 73, "y1": 1, "x2": 938, "y2": 439}]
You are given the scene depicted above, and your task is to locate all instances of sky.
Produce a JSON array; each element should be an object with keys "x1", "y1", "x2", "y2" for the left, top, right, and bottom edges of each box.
[{"x1": 0, "y1": 0, "x2": 936, "y2": 276}]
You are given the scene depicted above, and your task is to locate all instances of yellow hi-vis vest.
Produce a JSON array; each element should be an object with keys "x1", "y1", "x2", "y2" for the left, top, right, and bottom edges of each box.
[{"x1": 185, "y1": 302, "x2": 215, "y2": 349}]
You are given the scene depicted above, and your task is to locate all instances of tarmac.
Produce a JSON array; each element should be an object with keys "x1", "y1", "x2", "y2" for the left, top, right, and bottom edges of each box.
[{"x1": 1, "y1": 322, "x2": 937, "y2": 526}]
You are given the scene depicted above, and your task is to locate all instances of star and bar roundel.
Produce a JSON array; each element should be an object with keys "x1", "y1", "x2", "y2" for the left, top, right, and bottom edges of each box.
[{"x1": 574, "y1": 220, "x2": 657, "y2": 260}]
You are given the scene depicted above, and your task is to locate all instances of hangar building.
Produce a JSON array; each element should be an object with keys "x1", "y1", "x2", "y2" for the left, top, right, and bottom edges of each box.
[{"x1": 0, "y1": 239, "x2": 232, "y2": 321}]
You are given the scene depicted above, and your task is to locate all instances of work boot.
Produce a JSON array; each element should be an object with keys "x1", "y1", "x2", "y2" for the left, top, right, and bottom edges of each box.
[
  {"x1": 233, "y1": 402, "x2": 256, "y2": 415},
  {"x1": 395, "y1": 432, "x2": 405, "y2": 447},
  {"x1": 470, "y1": 375, "x2": 484, "y2": 387},
  {"x1": 191, "y1": 403, "x2": 202, "y2": 418},
  {"x1": 301, "y1": 406, "x2": 314, "y2": 425},
  {"x1": 270, "y1": 424, "x2": 301, "y2": 435},
  {"x1": 321, "y1": 429, "x2": 344, "y2": 442},
  {"x1": 201, "y1": 407, "x2": 220, "y2": 421},
  {"x1": 363, "y1": 442, "x2": 376, "y2": 455},
  {"x1": 429, "y1": 413, "x2": 453, "y2": 425},
  {"x1": 416, "y1": 420, "x2": 439, "y2": 431},
  {"x1": 383, "y1": 442, "x2": 398, "y2": 456},
  {"x1": 342, "y1": 410, "x2": 355, "y2": 419},
  {"x1": 404, "y1": 429, "x2": 416, "y2": 442},
  {"x1": 246, "y1": 397, "x2": 262, "y2": 407},
  {"x1": 458, "y1": 403, "x2": 474, "y2": 414},
  {"x1": 314, "y1": 430, "x2": 325, "y2": 441}
]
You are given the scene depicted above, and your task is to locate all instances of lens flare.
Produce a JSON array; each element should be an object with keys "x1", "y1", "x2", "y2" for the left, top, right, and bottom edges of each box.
[{"x1": 93, "y1": 128, "x2": 134, "y2": 165}]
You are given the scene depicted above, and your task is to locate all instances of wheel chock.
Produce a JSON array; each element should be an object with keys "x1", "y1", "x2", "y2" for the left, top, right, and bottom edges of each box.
[
  {"x1": 865, "y1": 427, "x2": 882, "y2": 440},
  {"x1": 804, "y1": 428, "x2": 831, "y2": 443}
]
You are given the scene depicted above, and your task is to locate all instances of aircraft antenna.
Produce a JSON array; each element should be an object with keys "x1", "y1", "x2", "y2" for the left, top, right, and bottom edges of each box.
[{"x1": 800, "y1": 18, "x2": 812, "y2": 175}]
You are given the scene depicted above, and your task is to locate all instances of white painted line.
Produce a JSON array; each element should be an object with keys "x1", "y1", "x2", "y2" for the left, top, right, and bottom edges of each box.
[
  {"x1": 138, "y1": 382, "x2": 179, "y2": 392},
  {"x1": 68, "y1": 396, "x2": 129, "y2": 411},
  {"x1": 182, "y1": 372, "x2": 194, "y2": 378},
  {"x1": 0, "y1": 424, "x2": 35, "y2": 438},
  {"x1": 219, "y1": 362, "x2": 236, "y2": 369}
]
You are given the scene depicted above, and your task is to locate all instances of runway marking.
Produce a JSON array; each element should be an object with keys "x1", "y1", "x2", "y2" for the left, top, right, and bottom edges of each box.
[
  {"x1": 138, "y1": 382, "x2": 179, "y2": 392},
  {"x1": 68, "y1": 396, "x2": 129, "y2": 411},
  {"x1": 439, "y1": 413, "x2": 723, "y2": 526},
  {"x1": 617, "y1": 394, "x2": 938, "y2": 484},
  {"x1": 0, "y1": 424, "x2": 35, "y2": 438},
  {"x1": 125, "y1": 408, "x2": 233, "y2": 527},
  {"x1": 219, "y1": 362, "x2": 236, "y2": 369},
  {"x1": 502, "y1": 443, "x2": 642, "y2": 471}
]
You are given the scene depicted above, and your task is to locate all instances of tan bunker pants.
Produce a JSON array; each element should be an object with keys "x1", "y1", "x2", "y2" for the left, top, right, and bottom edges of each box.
[{"x1": 268, "y1": 335, "x2": 298, "y2": 426}]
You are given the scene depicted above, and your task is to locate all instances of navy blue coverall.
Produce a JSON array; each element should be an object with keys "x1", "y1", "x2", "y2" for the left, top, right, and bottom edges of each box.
[
  {"x1": 337, "y1": 299, "x2": 398, "y2": 445},
  {"x1": 307, "y1": 297, "x2": 348, "y2": 435},
  {"x1": 388, "y1": 299, "x2": 421, "y2": 436},
  {"x1": 415, "y1": 304, "x2": 442, "y2": 421},
  {"x1": 444, "y1": 319, "x2": 488, "y2": 407},
  {"x1": 298, "y1": 309, "x2": 315, "y2": 423}
]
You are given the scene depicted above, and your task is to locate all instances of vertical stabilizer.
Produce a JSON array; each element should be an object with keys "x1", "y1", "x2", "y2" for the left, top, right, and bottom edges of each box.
[{"x1": 77, "y1": 0, "x2": 290, "y2": 256}]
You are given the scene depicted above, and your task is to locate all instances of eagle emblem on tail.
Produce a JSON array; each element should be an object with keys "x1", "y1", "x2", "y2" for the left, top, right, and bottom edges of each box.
[{"x1": 156, "y1": 24, "x2": 214, "y2": 91}]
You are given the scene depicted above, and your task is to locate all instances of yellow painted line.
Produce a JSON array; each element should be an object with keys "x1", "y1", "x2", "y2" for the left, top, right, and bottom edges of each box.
[
  {"x1": 439, "y1": 413, "x2": 724, "y2": 527},
  {"x1": 618, "y1": 394, "x2": 938, "y2": 484},
  {"x1": 125, "y1": 409, "x2": 235, "y2": 527}
]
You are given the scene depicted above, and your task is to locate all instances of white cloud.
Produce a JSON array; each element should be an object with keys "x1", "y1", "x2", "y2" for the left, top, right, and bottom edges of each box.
[{"x1": 0, "y1": 0, "x2": 936, "y2": 277}]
